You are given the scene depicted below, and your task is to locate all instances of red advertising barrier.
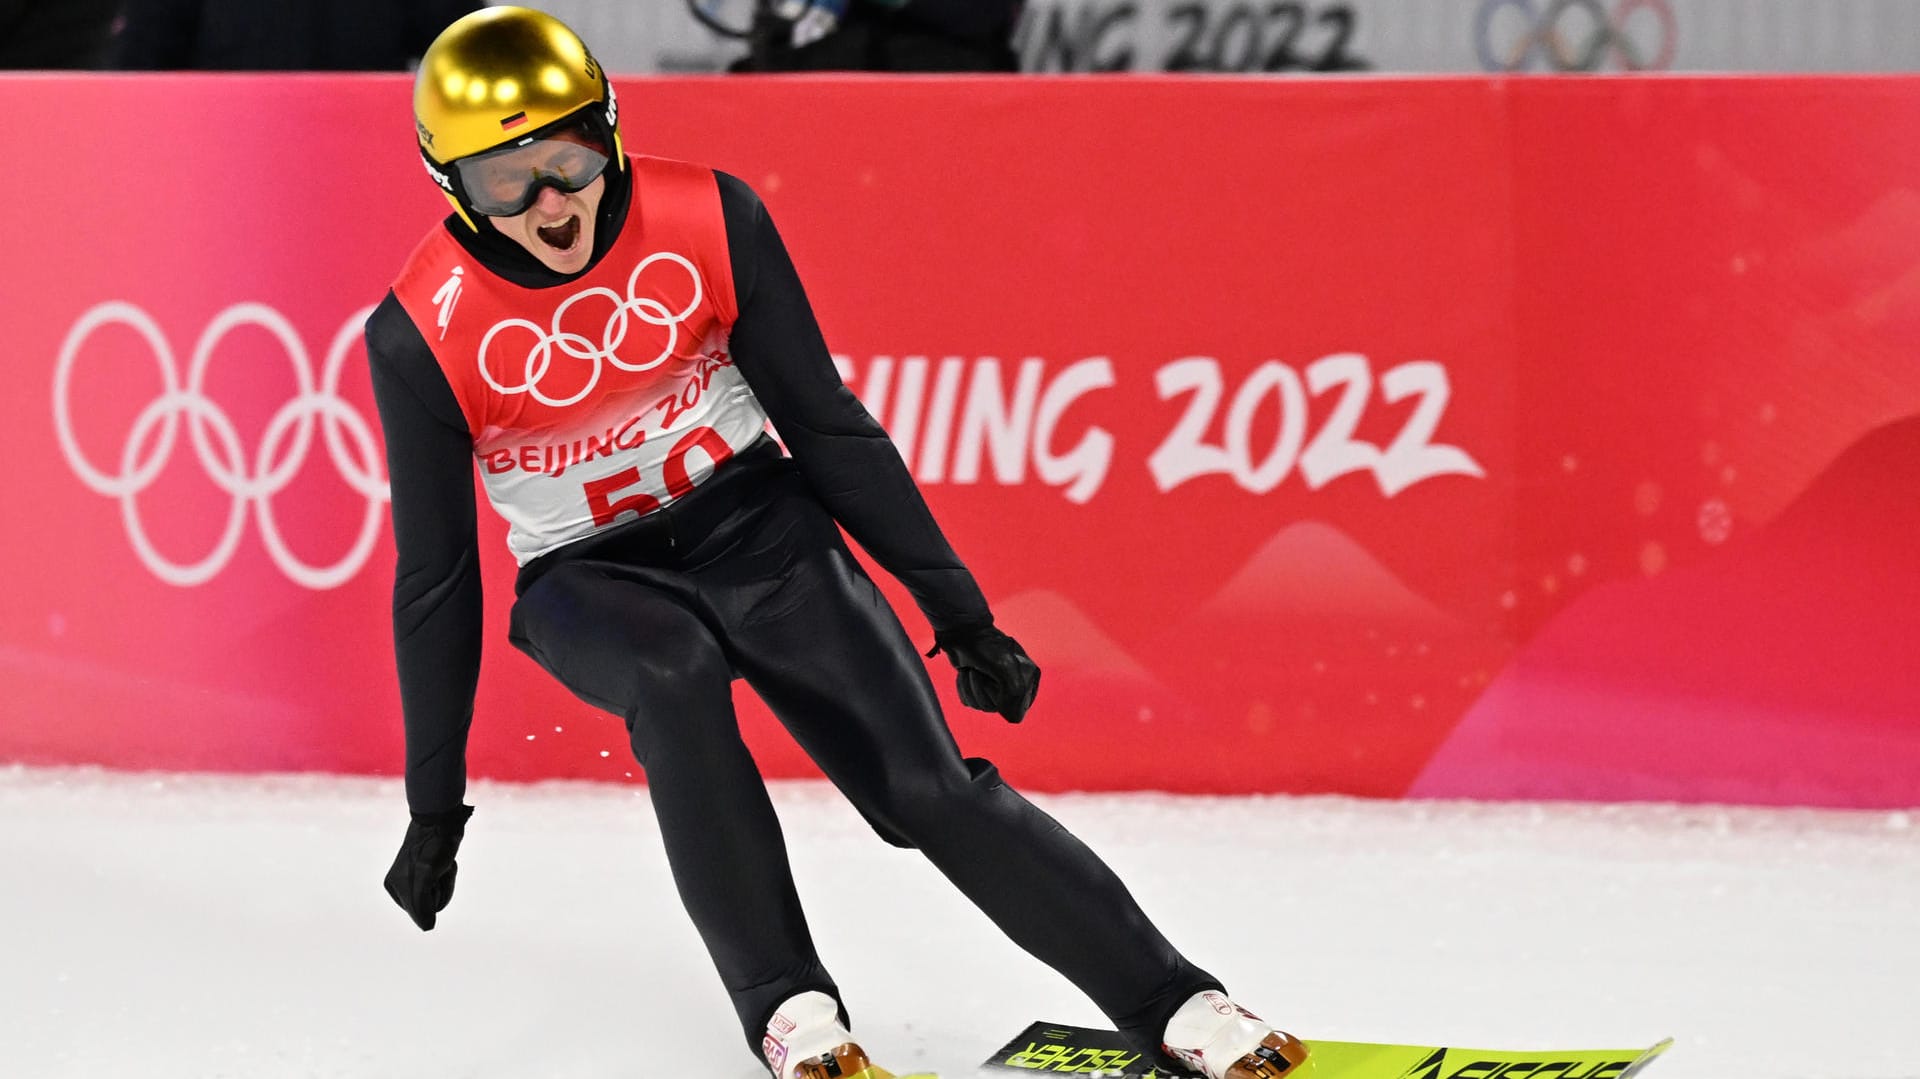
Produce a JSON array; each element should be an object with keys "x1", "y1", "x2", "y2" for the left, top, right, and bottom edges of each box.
[{"x1": 3, "y1": 75, "x2": 1916, "y2": 806}]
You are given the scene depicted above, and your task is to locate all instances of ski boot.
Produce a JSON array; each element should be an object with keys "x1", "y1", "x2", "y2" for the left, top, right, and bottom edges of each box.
[
  {"x1": 762, "y1": 990, "x2": 880, "y2": 1079},
  {"x1": 1162, "y1": 990, "x2": 1312, "y2": 1079}
]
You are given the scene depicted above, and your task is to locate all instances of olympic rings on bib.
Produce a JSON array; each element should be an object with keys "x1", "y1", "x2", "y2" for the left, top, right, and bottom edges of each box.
[{"x1": 477, "y1": 251, "x2": 704, "y2": 407}]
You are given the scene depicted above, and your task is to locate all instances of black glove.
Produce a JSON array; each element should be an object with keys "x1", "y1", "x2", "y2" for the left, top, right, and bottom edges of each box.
[
  {"x1": 383, "y1": 804, "x2": 474, "y2": 931},
  {"x1": 928, "y1": 623, "x2": 1041, "y2": 723}
]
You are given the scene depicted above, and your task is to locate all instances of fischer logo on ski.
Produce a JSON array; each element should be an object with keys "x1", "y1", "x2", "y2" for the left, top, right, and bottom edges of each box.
[
  {"x1": 982, "y1": 1021, "x2": 1672, "y2": 1079},
  {"x1": 1399, "y1": 1048, "x2": 1449, "y2": 1079},
  {"x1": 1399, "y1": 1051, "x2": 1640, "y2": 1079}
]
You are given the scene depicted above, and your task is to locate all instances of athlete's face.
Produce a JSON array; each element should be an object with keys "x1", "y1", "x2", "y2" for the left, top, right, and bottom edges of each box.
[{"x1": 488, "y1": 174, "x2": 606, "y2": 275}]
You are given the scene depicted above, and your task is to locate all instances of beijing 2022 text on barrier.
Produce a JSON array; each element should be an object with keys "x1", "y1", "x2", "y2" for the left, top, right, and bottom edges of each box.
[{"x1": 5, "y1": 75, "x2": 1918, "y2": 807}]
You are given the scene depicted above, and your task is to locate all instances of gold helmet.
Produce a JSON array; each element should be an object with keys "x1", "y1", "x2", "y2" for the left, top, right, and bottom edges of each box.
[{"x1": 413, "y1": 6, "x2": 624, "y2": 230}]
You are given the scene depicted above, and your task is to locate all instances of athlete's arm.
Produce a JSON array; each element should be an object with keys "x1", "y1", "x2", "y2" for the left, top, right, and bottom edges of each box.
[
  {"x1": 365, "y1": 292, "x2": 484, "y2": 816},
  {"x1": 715, "y1": 170, "x2": 992, "y2": 635}
]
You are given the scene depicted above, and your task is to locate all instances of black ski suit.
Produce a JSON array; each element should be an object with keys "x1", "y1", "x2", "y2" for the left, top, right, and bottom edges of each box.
[{"x1": 365, "y1": 160, "x2": 1221, "y2": 1067}]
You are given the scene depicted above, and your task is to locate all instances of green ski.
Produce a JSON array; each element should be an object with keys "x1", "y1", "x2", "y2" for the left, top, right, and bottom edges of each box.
[{"x1": 981, "y1": 1021, "x2": 1673, "y2": 1079}]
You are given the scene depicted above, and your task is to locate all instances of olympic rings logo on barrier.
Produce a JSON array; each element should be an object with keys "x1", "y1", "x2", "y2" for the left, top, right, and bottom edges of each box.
[
  {"x1": 53, "y1": 301, "x2": 388, "y2": 589},
  {"x1": 1475, "y1": 0, "x2": 1676, "y2": 72},
  {"x1": 479, "y1": 251, "x2": 703, "y2": 407}
]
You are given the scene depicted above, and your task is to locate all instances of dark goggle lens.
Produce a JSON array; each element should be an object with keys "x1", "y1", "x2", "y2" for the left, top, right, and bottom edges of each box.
[{"x1": 455, "y1": 122, "x2": 611, "y2": 217}]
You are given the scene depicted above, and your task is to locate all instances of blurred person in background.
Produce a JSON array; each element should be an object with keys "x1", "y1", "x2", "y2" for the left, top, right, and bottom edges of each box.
[
  {"x1": 714, "y1": 0, "x2": 1022, "y2": 72},
  {"x1": 106, "y1": 0, "x2": 479, "y2": 70},
  {"x1": 372, "y1": 7, "x2": 1302, "y2": 1079},
  {"x1": 0, "y1": 0, "x2": 120, "y2": 67}
]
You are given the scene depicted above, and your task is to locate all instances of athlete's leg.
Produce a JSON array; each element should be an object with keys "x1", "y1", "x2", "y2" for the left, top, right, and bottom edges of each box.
[
  {"x1": 701, "y1": 482, "x2": 1220, "y2": 1064},
  {"x1": 509, "y1": 561, "x2": 838, "y2": 1055}
]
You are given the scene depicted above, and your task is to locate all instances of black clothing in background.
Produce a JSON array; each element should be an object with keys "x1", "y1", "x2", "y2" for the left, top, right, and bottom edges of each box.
[
  {"x1": 107, "y1": 0, "x2": 479, "y2": 70},
  {"x1": 906, "y1": 0, "x2": 1025, "y2": 43},
  {"x1": 0, "y1": 0, "x2": 120, "y2": 68},
  {"x1": 735, "y1": 0, "x2": 1023, "y2": 72}
]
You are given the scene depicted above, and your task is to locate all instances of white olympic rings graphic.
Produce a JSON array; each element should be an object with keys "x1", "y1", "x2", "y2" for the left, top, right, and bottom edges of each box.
[
  {"x1": 479, "y1": 251, "x2": 704, "y2": 407},
  {"x1": 53, "y1": 301, "x2": 388, "y2": 589},
  {"x1": 1475, "y1": 0, "x2": 1677, "y2": 72}
]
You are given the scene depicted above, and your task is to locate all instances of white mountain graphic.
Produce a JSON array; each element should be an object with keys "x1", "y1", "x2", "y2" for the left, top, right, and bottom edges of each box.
[
  {"x1": 994, "y1": 588, "x2": 1156, "y2": 680},
  {"x1": 1183, "y1": 520, "x2": 1459, "y2": 628}
]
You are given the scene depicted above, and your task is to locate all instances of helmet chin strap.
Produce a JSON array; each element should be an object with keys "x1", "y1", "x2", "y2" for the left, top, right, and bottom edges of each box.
[{"x1": 444, "y1": 192, "x2": 480, "y2": 233}]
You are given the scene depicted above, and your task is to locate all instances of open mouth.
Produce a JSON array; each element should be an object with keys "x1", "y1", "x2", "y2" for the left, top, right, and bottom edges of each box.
[{"x1": 535, "y1": 215, "x2": 581, "y2": 253}]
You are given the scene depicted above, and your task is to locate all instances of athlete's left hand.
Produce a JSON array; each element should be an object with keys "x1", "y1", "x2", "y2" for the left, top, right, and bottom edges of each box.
[
  {"x1": 383, "y1": 804, "x2": 474, "y2": 931},
  {"x1": 930, "y1": 624, "x2": 1041, "y2": 723}
]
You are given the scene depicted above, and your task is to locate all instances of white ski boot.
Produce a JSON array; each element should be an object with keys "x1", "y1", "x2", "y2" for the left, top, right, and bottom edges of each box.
[
  {"x1": 1161, "y1": 989, "x2": 1311, "y2": 1079},
  {"x1": 762, "y1": 990, "x2": 877, "y2": 1079}
]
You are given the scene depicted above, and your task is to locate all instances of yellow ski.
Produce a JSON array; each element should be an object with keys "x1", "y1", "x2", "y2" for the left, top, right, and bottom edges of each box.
[
  {"x1": 1303, "y1": 1035, "x2": 1674, "y2": 1079},
  {"x1": 982, "y1": 1021, "x2": 1674, "y2": 1079}
]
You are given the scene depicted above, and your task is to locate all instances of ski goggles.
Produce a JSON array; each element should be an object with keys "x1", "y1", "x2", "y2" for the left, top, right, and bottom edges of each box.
[{"x1": 447, "y1": 111, "x2": 614, "y2": 218}]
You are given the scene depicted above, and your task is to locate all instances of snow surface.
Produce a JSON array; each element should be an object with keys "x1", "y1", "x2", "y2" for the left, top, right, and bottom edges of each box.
[{"x1": 1, "y1": 766, "x2": 1913, "y2": 1079}]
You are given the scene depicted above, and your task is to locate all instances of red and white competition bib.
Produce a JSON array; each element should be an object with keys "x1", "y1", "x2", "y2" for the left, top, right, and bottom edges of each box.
[{"x1": 392, "y1": 156, "x2": 768, "y2": 564}]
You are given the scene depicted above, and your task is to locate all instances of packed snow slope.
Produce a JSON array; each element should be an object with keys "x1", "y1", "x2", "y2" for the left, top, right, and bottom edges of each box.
[{"x1": 1, "y1": 767, "x2": 1912, "y2": 1078}]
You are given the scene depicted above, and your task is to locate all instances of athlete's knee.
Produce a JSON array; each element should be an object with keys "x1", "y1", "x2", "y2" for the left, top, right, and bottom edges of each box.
[
  {"x1": 865, "y1": 756, "x2": 1010, "y2": 845},
  {"x1": 627, "y1": 631, "x2": 732, "y2": 711},
  {"x1": 621, "y1": 635, "x2": 737, "y2": 762},
  {"x1": 505, "y1": 569, "x2": 577, "y2": 667}
]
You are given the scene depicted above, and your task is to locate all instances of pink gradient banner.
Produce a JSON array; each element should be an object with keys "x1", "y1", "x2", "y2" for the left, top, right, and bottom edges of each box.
[{"x1": 3, "y1": 74, "x2": 1916, "y2": 806}]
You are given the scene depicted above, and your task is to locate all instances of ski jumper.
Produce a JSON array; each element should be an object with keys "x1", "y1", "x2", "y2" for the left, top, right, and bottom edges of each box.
[{"x1": 366, "y1": 156, "x2": 1222, "y2": 1067}]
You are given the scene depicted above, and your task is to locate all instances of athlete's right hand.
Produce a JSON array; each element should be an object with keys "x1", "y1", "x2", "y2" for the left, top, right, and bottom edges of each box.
[
  {"x1": 929, "y1": 624, "x2": 1042, "y2": 724},
  {"x1": 383, "y1": 805, "x2": 474, "y2": 931}
]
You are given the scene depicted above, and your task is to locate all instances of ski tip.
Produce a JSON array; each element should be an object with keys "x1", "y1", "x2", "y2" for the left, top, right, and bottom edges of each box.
[{"x1": 1619, "y1": 1037, "x2": 1676, "y2": 1078}]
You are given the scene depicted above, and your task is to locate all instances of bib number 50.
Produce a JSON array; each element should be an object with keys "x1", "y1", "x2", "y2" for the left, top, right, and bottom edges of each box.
[{"x1": 582, "y1": 426, "x2": 736, "y2": 527}]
